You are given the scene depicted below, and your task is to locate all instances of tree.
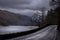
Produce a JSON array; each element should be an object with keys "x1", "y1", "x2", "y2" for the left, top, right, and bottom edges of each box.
[
  {"x1": 32, "y1": 7, "x2": 47, "y2": 26},
  {"x1": 32, "y1": 11, "x2": 42, "y2": 26},
  {"x1": 50, "y1": 0, "x2": 60, "y2": 31}
]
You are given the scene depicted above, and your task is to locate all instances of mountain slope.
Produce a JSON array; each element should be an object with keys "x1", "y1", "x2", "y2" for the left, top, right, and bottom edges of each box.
[{"x1": 0, "y1": 10, "x2": 36, "y2": 26}]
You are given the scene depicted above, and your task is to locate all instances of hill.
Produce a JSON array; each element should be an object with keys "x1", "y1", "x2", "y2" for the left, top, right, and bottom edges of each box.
[{"x1": 0, "y1": 10, "x2": 36, "y2": 26}]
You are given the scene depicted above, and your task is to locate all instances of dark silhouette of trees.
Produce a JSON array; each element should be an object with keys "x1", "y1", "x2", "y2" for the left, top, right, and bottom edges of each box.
[{"x1": 50, "y1": 0, "x2": 60, "y2": 31}]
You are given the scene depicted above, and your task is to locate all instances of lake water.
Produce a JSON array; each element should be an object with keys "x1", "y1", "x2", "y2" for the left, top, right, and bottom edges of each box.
[{"x1": 0, "y1": 26, "x2": 39, "y2": 34}]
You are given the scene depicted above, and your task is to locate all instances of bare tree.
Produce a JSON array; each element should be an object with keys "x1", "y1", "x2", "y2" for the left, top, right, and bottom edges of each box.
[
  {"x1": 32, "y1": 11, "x2": 42, "y2": 26},
  {"x1": 32, "y1": 7, "x2": 47, "y2": 26}
]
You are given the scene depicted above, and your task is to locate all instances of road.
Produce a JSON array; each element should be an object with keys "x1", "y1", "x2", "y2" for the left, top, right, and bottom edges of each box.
[{"x1": 6, "y1": 25, "x2": 57, "y2": 40}]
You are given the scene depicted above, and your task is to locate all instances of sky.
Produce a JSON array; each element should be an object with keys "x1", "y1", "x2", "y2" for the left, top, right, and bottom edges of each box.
[{"x1": 0, "y1": 0, "x2": 50, "y2": 16}]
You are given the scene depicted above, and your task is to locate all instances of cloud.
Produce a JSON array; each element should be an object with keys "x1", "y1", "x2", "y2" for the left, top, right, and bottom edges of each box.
[
  {"x1": 0, "y1": 7, "x2": 42, "y2": 16},
  {"x1": 0, "y1": 0, "x2": 50, "y2": 16},
  {"x1": 0, "y1": 0, "x2": 50, "y2": 10},
  {"x1": 0, "y1": 0, "x2": 31, "y2": 9}
]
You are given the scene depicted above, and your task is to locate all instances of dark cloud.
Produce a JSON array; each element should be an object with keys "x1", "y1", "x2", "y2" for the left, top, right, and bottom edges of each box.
[
  {"x1": 0, "y1": 0, "x2": 50, "y2": 16},
  {"x1": 0, "y1": 0, "x2": 50, "y2": 10}
]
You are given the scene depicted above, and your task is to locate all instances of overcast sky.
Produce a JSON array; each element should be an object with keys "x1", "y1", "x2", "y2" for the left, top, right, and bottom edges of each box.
[{"x1": 0, "y1": 0, "x2": 50, "y2": 16}]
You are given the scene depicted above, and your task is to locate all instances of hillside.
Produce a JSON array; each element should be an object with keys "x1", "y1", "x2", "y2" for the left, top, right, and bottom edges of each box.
[{"x1": 0, "y1": 10, "x2": 36, "y2": 26}]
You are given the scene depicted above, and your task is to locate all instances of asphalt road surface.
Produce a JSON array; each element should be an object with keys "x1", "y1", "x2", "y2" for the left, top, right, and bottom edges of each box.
[{"x1": 6, "y1": 25, "x2": 57, "y2": 40}]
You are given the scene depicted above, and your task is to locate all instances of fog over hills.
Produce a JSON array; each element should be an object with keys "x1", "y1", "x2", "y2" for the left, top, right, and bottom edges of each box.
[
  {"x1": 0, "y1": 10, "x2": 37, "y2": 26},
  {"x1": 0, "y1": 0, "x2": 50, "y2": 17},
  {"x1": 0, "y1": 0, "x2": 50, "y2": 26}
]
